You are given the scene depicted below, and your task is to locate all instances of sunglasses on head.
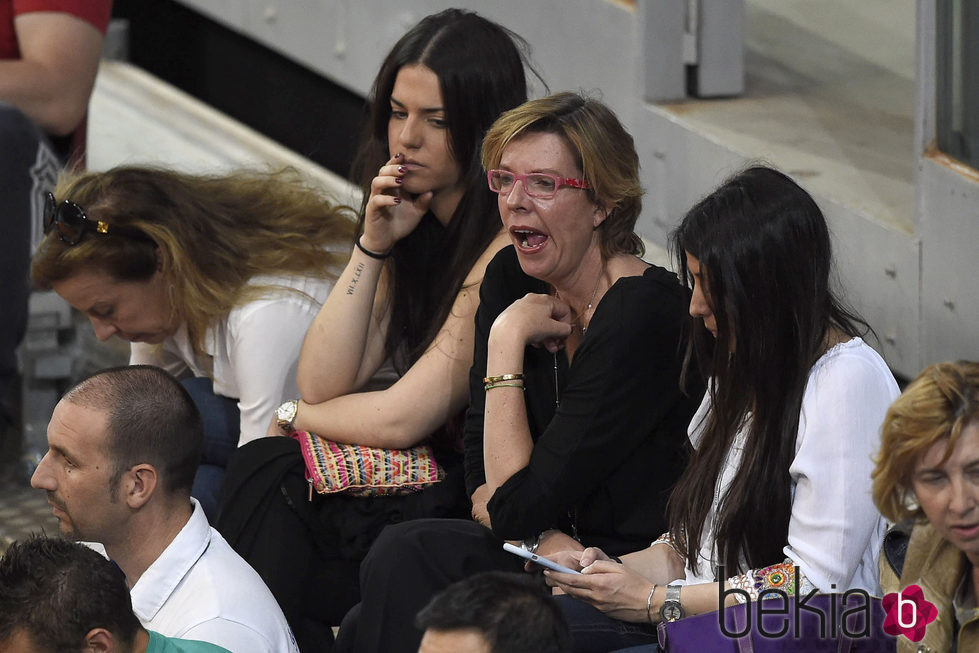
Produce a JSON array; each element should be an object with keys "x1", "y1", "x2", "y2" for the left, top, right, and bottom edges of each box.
[{"x1": 43, "y1": 192, "x2": 152, "y2": 246}]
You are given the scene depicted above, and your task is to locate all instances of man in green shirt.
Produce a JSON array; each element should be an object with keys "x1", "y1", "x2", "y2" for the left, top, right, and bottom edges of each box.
[{"x1": 0, "y1": 536, "x2": 231, "y2": 652}]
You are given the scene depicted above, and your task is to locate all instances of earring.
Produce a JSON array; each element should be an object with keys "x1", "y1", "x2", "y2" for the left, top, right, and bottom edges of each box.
[{"x1": 904, "y1": 490, "x2": 919, "y2": 512}]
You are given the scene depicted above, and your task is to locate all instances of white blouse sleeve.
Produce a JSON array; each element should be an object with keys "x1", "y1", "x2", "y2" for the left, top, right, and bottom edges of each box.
[
  {"x1": 782, "y1": 345, "x2": 899, "y2": 592},
  {"x1": 227, "y1": 293, "x2": 326, "y2": 447}
]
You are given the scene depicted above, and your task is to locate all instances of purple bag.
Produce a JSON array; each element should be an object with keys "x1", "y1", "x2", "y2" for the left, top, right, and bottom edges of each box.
[{"x1": 657, "y1": 594, "x2": 893, "y2": 652}]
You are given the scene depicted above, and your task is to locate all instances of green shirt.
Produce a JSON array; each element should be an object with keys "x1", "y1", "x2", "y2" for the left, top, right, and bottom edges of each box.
[{"x1": 145, "y1": 630, "x2": 232, "y2": 653}]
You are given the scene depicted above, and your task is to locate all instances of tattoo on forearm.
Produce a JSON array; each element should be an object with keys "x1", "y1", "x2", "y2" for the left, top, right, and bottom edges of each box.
[{"x1": 346, "y1": 262, "x2": 366, "y2": 295}]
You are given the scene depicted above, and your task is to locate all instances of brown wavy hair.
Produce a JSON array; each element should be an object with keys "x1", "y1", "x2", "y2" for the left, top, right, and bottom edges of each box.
[
  {"x1": 31, "y1": 166, "x2": 356, "y2": 355},
  {"x1": 873, "y1": 360, "x2": 979, "y2": 523},
  {"x1": 481, "y1": 92, "x2": 644, "y2": 260}
]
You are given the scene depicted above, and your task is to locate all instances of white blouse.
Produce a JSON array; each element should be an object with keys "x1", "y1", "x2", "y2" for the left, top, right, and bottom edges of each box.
[
  {"x1": 680, "y1": 338, "x2": 899, "y2": 594},
  {"x1": 130, "y1": 273, "x2": 334, "y2": 446}
]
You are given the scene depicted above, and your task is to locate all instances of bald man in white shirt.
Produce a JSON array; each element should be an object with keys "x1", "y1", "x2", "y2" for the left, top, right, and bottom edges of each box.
[{"x1": 30, "y1": 365, "x2": 299, "y2": 653}]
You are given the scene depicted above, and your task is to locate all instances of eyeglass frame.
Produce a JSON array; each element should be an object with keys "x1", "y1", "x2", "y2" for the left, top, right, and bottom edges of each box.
[
  {"x1": 486, "y1": 169, "x2": 591, "y2": 200},
  {"x1": 43, "y1": 192, "x2": 153, "y2": 246}
]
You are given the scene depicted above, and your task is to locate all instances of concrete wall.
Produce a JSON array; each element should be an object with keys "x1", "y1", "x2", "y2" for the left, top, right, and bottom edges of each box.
[{"x1": 918, "y1": 156, "x2": 979, "y2": 364}]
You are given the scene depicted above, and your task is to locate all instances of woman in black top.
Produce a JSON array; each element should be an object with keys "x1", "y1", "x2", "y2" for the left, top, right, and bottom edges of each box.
[
  {"x1": 334, "y1": 93, "x2": 702, "y2": 653},
  {"x1": 465, "y1": 247, "x2": 695, "y2": 554}
]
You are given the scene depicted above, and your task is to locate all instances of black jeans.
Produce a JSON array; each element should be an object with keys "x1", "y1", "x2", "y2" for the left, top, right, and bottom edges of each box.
[
  {"x1": 555, "y1": 594, "x2": 659, "y2": 652},
  {"x1": 333, "y1": 518, "x2": 525, "y2": 653},
  {"x1": 0, "y1": 103, "x2": 61, "y2": 416},
  {"x1": 219, "y1": 442, "x2": 470, "y2": 653}
]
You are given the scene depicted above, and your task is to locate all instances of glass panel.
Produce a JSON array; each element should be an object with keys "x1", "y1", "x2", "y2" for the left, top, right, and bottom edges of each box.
[{"x1": 936, "y1": 0, "x2": 979, "y2": 170}]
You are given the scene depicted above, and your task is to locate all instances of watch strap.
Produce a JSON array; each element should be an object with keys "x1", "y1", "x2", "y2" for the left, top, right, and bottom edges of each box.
[{"x1": 659, "y1": 584, "x2": 685, "y2": 622}]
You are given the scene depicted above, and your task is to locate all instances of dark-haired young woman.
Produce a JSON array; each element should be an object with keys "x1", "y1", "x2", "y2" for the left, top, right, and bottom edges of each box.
[
  {"x1": 287, "y1": 7, "x2": 534, "y2": 446},
  {"x1": 216, "y1": 9, "x2": 536, "y2": 650},
  {"x1": 540, "y1": 166, "x2": 901, "y2": 651}
]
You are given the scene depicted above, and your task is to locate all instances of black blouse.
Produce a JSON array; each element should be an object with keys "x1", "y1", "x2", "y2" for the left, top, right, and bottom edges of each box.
[{"x1": 464, "y1": 246, "x2": 703, "y2": 556}]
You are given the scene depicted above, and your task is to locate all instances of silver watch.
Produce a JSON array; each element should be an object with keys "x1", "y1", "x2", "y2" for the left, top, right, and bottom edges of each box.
[
  {"x1": 659, "y1": 584, "x2": 685, "y2": 622},
  {"x1": 520, "y1": 533, "x2": 542, "y2": 554}
]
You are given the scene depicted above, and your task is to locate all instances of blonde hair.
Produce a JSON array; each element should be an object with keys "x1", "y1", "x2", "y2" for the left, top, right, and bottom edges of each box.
[
  {"x1": 31, "y1": 166, "x2": 356, "y2": 355},
  {"x1": 872, "y1": 360, "x2": 979, "y2": 522},
  {"x1": 481, "y1": 92, "x2": 644, "y2": 259}
]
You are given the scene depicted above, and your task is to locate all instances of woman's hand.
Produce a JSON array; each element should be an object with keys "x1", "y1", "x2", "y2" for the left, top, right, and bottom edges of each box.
[
  {"x1": 577, "y1": 546, "x2": 612, "y2": 567},
  {"x1": 362, "y1": 152, "x2": 433, "y2": 253},
  {"x1": 520, "y1": 541, "x2": 587, "y2": 594},
  {"x1": 490, "y1": 293, "x2": 574, "y2": 354},
  {"x1": 470, "y1": 484, "x2": 492, "y2": 528},
  {"x1": 544, "y1": 555, "x2": 655, "y2": 623}
]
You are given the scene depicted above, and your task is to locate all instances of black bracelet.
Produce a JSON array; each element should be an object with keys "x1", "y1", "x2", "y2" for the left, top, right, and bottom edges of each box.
[{"x1": 356, "y1": 236, "x2": 391, "y2": 260}]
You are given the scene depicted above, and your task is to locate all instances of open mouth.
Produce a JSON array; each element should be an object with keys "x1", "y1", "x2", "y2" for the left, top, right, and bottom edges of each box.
[{"x1": 511, "y1": 228, "x2": 548, "y2": 251}]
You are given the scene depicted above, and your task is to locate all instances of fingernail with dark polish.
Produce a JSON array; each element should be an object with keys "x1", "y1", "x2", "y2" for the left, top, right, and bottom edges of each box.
[
  {"x1": 398, "y1": 166, "x2": 407, "y2": 173},
  {"x1": 395, "y1": 177, "x2": 404, "y2": 184},
  {"x1": 394, "y1": 197, "x2": 402, "y2": 204}
]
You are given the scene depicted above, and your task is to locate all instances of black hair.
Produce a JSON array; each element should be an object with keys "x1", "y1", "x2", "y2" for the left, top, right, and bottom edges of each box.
[
  {"x1": 415, "y1": 571, "x2": 571, "y2": 653},
  {"x1": 667, "y1": 166, "x2": 871, "y2": 574},
  {"x1": 65, "y1": 365, "x2": 203, "y2": 496},
  {"x1": 350, "y1": 9, "x2": 538, "y2": 369},
  {"x1": 0, "y1": 536, "x2": 141, "y2": 649}
]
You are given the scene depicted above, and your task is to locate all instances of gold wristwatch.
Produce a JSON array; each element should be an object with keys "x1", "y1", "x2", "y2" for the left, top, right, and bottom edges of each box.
[{"x1": 275, "y1": 400, "x2": 299, "y2": 433}]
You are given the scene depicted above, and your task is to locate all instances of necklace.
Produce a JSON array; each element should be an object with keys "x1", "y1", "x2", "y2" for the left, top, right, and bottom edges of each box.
[
  {"x1": 557, "y1": 263, "x2": 606, "y2": 334},
  {"x1": 553, "y1": 351, "x2": 560, "y2": 408}
]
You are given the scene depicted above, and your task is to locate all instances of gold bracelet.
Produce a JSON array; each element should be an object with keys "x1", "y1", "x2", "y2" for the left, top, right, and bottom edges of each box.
[
  {"x1": 483, "y1": 373, "x2": 524, "y2": 384},
  {"x1": 484, "y1": 381, "x2": 525, "y2": 391},
  {"x1": 646, "y1": 584, "x2": 658, "y2": 625}
]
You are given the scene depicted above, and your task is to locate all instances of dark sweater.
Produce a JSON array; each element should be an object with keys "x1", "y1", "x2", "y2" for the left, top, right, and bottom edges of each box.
[{"x1": 464, "y1": 246, "x2": 703, "y2": 555}]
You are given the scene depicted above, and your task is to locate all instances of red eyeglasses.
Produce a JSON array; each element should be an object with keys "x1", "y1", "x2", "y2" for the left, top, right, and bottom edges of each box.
[{"x1": 486, "y1": 170, "x2": 590, "y2": 200}]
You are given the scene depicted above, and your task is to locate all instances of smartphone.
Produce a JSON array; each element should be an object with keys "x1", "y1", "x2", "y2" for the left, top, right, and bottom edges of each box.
[{"x1": 502, "y1": 542, "x2": 582, "y2": 575}]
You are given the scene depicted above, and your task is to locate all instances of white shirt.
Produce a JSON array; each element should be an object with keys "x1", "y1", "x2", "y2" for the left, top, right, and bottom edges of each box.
[
  {"x1": 130, "y1": 499, "x2": 300, "y2": 653},
  {"x1": 131, "y1": 273, "x2": 334, "y2": 446},
  {"x1": 682, "y1": 338, "x2": 899, "y2": 594}
]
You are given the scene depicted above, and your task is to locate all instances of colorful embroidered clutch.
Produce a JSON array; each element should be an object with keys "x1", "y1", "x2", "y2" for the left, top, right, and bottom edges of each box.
[{"x1": 291, "y1": 430, "x2": 445, "y2": 497}]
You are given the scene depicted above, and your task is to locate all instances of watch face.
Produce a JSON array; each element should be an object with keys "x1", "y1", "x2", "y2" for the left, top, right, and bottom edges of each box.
[
  {"x1": 662, "y1": 603, "x2": 683, "y2": 622},
  {"x1": 277, "y1": 401, "x2": 297, "y2": 422}
]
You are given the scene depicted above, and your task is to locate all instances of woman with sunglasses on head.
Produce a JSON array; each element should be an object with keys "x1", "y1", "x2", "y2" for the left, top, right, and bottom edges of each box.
[
  {"x1": 30, "y1": 167, "x2": 355, "y2": 519},
  {"x1": 874, "y1": 361, "x2": 979, "y2": 653},
  {"x1": 333, "y1": 92, "x2": 701, "y2": 653},
  {"x1": 537, "y1": 166, "x2": 900, "y2": 652},
  {"x1": 213, "y1": 10, "x2": 537, "y2": 649}
]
